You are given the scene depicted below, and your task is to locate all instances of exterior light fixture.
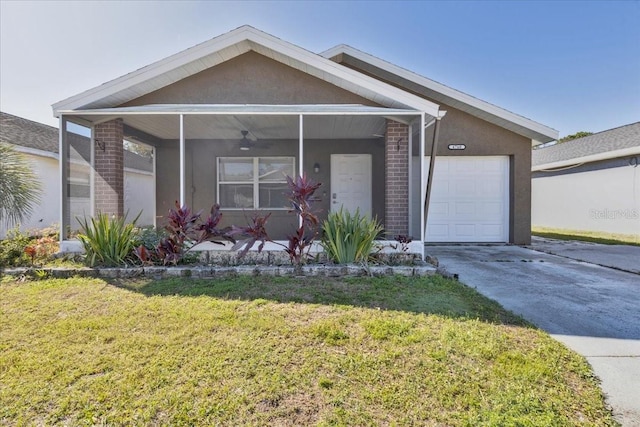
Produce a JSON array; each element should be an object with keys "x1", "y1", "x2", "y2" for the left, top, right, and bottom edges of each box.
[{"x1": 313, "y1": 162, "x2": 320, "y2": 173}]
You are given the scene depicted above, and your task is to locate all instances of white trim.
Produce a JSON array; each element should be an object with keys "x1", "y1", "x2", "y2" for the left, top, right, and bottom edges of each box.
[
  {"x1": 419, "y1": 113, "x2": 425, "y2": 249},
  {"x1": 532, "y1": 146, "x2": 640, "y2": 171},
  {"x1": 321, "y1": 44, "x2": 558, "y2": 143},
  {"x1": 10, "y1": 145, "x2": 58, "y2": 160},
  {"x1": 179, "y1": 114, "x2": 185, "y2": 205},
  {"x1": 407, "y1": 122, "x2": 413, "y2": 243},
  {"x1": 52, "y1": 26, "x2": 440, "y2": 118},
  {"x1": 58, "y1": 116, "x2": 65, "y2": 243},
  {"x1": 89, "y1": 124, "x2": 95, "y2": 218},
  {"x1": 58, "y1": 104, "x2": 423, "y2": 117}
]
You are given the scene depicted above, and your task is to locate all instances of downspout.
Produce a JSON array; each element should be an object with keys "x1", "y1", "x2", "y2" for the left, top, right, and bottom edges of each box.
[{"x1": 423, "y1": 111, "x2": 446, "y2": 237}]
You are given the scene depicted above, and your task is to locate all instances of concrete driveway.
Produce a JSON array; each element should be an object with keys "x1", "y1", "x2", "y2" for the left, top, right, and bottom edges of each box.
[{"x1": 428, "y1": 241, "x2": 640, "y2": 426}]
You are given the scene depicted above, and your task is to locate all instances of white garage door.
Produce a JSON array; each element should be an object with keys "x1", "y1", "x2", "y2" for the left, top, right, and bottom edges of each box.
[{"x1": 419, "y1": 156, "x2": 509, "y2": 242}]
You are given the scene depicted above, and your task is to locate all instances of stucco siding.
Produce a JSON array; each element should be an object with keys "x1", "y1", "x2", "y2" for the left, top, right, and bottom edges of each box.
[
  {"x1": 154, "y1": 138, "x2": 384, "y2": 239},
  {"x1": 532, "y1": 159, "x2": 640, "y2": 236},
  {"x1": 122, "y1": 52, "x2": 378, "y2": 107}
]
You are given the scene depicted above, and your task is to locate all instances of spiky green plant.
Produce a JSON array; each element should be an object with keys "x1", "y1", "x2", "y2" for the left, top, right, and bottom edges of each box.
[
  {"x1": 77, "y1": 212, "x2": 141, "y2": 267},
  {"x1": 0, "y1": 143, "x2": 41, "y2": 228},
  {"x1": 321, "y1": 207, "x2": 383, "y2": 264}
]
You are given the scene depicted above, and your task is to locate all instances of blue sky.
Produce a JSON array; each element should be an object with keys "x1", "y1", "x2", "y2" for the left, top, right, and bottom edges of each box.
[{"x1": 1, "y1": 0, "x2": 638, "y2": 138}]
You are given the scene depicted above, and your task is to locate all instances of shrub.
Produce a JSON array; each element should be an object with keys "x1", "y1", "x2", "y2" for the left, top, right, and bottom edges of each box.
[
  {"x1": 77, "y1": 212, "x2": 141, "y2": 267},
  {"x1": 0, "y1": 226, "x2": 59, "y2": 268},
  {"x1": 321, "y1": 207, "x2": 383, "y2": 264},
  {"x1": 134, "y1": 202, "x2": 234, "y2": 266},
  {"x1": 0, "y1": 227, "x2": 32, "y2": 267}
]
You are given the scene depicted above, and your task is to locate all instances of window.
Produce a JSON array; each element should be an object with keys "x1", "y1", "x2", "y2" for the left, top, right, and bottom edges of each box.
[{"x1": 218, "y1": 157, "x2": 295, "y2": 209}]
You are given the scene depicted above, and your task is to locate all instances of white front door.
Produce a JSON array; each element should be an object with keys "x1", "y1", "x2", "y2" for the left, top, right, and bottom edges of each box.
[{"x1": 330, "y1": 154, "x2": 372, "y2": 216}]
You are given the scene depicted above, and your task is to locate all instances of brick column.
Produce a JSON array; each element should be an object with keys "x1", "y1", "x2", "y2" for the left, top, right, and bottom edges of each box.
[
  {"x1": 385, "y1": 119, "x2": 409, "y2": 236},
  {"x1": 94, "y1": 119, "x2": 124, "y2": 217}
]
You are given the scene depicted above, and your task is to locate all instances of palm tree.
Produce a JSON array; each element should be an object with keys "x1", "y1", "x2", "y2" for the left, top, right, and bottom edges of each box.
[{"x1": 0, "y1": 143, "x2": 41, "y2": 228}]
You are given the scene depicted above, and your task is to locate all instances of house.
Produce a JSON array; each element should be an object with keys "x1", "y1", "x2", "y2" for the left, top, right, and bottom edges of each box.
[
  {"x1": 51, "y1": 25, "x2": 557, "y2": 254},
  {"x1": 0, "y1": 111, "x2": 155, "y2": 238},
  {"x1": 532, "y1": 122, "x2": 640, "y2": 238}
]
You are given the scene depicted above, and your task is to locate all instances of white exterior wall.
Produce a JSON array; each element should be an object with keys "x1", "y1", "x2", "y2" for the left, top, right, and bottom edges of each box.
[
  {"x1": 532, "y1": 162, "x2": 640, "y2": 236},
  {"x1": 0, "y1": 152, "x2": 60, "y2": 238},
  {"x1": 1, "y1": 150, "x2": 155, "y2": 238}
]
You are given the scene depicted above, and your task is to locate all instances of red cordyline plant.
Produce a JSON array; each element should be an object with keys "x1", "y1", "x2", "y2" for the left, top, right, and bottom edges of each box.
[
  {"x1": 283, "y1": 174, "x2": 322, "y2": 264},
  {"x1": 230, "y1": 174, "x2": 322, "y2": 265},
  {"x1": 134, "y1": 201, "x2": 234, "y2": 265}
]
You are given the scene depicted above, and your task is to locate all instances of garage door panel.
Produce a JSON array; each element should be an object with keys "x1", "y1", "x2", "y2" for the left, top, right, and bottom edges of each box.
[
  {"x1": 424, "y1": 156, "x2": 509, "y2": 242},
  {"x1": 479, "y1": 179, "x2": 503, "y2": 196},
  {"x1": 480, "y1": 224, "x2": 504, "y2": 239},
  {"x1": 429, "y1": 201, "x2": 449, "y2": 216},
  {"x1": 480, "y1": 201, "x2": 504, "y2": 216},
  {"x1": 481, "y1": 157, "x2": 506, "y2": 172},
  {"x1": 454, "y1": 224, "x2": 477, "y2": 239},
  {"x1": 428, "y1": 224, "x2": 450, "y2": 238},
  {"x1": 454, "y1": 180, "x2": 477, "y2": 197},
  {"x1": 454, "y1": 202, "x2": 476, "y2": 216}
]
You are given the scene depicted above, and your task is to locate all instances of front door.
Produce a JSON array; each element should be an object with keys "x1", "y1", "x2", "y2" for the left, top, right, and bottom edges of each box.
[{"x1": 330, "y1": 154, "x2": 372, "y2": 216}]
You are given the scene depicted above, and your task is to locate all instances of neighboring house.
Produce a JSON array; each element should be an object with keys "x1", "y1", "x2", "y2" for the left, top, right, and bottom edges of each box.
[
  {"x1": 532, "y1": 122, "x2": 640, "y2": 238},
  {"x1": 51, "y1": 25, "x2": 557, "y2": 254},
  {"x1": 0, "y1": 111, "x2": 155, "y2": 238}
]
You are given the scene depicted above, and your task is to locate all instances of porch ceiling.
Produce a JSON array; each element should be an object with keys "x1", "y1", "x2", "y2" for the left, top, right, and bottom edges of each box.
[{"x1": 63, "y1": 104, "x2": 423, "y2": 142}]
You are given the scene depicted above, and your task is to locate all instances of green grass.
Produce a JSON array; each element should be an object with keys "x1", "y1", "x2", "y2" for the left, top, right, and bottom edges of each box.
[
  {"x1": 1, "y1": 275, "x2": 617, "y2": 426},
  {"x1": 533, "y1": 226, "x2": 640, "y2": 246}
]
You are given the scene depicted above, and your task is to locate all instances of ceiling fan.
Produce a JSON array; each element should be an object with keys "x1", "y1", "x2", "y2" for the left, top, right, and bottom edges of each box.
[
  {"x1": 238, "y1": 130, "x2": 271, "y2": 151},
  {"x1": 239, "y1": 130, "x2": 253, "y2": 151}
]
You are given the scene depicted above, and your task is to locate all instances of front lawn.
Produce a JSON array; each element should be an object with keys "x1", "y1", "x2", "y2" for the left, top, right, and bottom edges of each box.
[{"x1": 0, "y1": 275, "x2": 616, "y2": 425}]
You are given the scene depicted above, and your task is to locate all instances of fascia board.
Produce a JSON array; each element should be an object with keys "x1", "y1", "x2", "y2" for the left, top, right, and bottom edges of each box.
[
  {"x1": 53, "y1": 26, "x2": 441, "y2": 118},
  {"x1": 532, "y1": 146, "x2": 640, "y2": 171},
  {"x1": 322, "y1": 45, "x2": 559, "y2": 142}
]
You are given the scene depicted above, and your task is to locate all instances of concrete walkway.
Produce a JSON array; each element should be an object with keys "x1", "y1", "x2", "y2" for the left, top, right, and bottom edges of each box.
[{"x1": 428, "y1": 243, "x2": 640, "y2": 426}]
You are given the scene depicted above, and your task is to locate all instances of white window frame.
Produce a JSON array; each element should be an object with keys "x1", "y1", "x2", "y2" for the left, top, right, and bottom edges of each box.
[{"x1": 217, "y1": 156, "x2": 295, "y2": 210}]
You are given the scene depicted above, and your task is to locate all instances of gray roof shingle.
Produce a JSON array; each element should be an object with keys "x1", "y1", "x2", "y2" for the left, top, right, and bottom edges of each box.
[
  {"x1": 532, "y1": 122, "x2": 640, "y2": 167},
  {"x1": 0, "y1": 111, "x2": 59, "y2": 153},
  {"x1": 0, "y1": 111, "x2": 153, "y2": 173}
]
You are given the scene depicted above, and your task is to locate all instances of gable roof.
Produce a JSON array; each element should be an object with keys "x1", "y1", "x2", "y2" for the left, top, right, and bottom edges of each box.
[
  {"x1": 0, "y1": 111, "x2": 153, "y2": 172},
  {"x1": 52, "y1": 25, "x2": 440, "y2": 118},
  {"x1": 532, "y1": 122, "x2": 640, "y2": 170},
  {"x1": 321, "y1": 45, "x2": 558, "y2": 144}
]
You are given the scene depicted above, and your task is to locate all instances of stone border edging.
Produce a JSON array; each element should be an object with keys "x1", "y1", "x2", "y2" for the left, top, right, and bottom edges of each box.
[{"x1": 2, "y1": 264, "x2": 437, "y2": 280}]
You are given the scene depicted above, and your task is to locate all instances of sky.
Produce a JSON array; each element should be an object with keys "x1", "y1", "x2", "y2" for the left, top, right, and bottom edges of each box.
[{"x1": 1, "y1": 0, "x2": 639, "y2": 139}]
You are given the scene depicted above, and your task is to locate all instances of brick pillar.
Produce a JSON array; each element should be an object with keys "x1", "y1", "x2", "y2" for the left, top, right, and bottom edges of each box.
[
  {"x1": 94, "y1": 119, "x2": 124, "y2": 217},
  {"x1": 385, "y1": 119, "x2": 409, "y2": 236}
]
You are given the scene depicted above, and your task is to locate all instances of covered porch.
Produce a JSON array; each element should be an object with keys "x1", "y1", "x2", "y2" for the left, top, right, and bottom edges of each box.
[{"x1": 58, "y1": 104, "x2": 441, "y2": 257}]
